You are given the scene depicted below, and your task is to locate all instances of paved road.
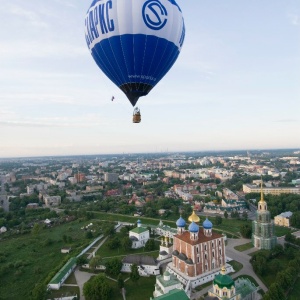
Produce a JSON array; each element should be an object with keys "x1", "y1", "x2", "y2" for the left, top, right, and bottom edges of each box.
[{"x1": 74, "y1": 267, "x2": 96, "y2": 300}]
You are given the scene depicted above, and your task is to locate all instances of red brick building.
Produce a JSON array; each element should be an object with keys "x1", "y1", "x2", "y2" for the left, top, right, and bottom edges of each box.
[{"x1": 171, "y1": 212, "x2": 226, "y2": 277}]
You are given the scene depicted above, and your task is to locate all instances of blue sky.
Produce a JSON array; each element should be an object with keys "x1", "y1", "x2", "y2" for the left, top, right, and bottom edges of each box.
[{"x1": 0, "y1": 0, "x2": 299, "y2": 158}]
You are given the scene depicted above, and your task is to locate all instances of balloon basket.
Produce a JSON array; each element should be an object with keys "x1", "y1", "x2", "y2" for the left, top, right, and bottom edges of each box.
[{"x1": 133, "y1": 107, "x2": 141, "y2": 123}]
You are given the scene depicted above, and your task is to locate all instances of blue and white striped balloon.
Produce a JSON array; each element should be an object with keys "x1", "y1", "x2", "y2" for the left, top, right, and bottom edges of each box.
[{"x1": 85, "y1": 0, "x2": 185, "y2": 106}]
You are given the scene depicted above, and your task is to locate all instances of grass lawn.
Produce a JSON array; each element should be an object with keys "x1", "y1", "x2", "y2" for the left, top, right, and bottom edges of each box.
[
  {"x1": 228, "y1": 260, "x2": 243, "y2": 273},
  {"x1": 0, "y1": 219, "x2": 97, "y2": 300},
  {"x1": 107, "y1": 276, "x2": 156, "y2": 300},
  {"x1": 124, "y1": 276, "x2": 156, "y2": 300},
  {"x1": 274, "y1": 226, "x2": 292, "y2": 237},
  {"x1": 64, "y1": 271, "x2": 77, "y2": 284},
  {"x1": 47, "y1": 286, "x2": 80, "y2": 299},
  {"x1": 234, "y1": 242, "x2": 253, "y2": 252},
  {"x1": 287, "y1": 276, "x2": 300, "y2": 300}
]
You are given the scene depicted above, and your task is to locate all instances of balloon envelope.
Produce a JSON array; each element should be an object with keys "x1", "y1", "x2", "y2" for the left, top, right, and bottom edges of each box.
[{"x1": 85, "y1": 0, "x2": 185, "y2": 106}]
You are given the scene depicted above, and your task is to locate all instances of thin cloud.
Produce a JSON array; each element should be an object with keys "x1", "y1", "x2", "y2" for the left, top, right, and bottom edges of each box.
[
  {"x1": 274, "y1": 119, "x2": 298, "y2": 123},
  {"x1": 287, "y1": 13, "x2": 300, "y2": 26},
  {"x1": 7, "y1": 4, "x2": 48, "y2": 28},
  {"x1": 0, "y1": 41, "x2": 86, "y2": 59},
  {"x1": 0, "y1": 113, "x2": 110, "y2": 128}
]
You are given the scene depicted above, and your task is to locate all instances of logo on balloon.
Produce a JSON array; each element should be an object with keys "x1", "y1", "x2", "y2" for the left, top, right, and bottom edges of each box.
[{"x1": 142, "y1": 0, "x2": 168, "y2": 30}]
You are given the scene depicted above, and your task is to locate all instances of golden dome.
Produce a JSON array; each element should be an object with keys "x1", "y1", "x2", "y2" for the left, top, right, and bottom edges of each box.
[
  {"x1": 221, "y1": 265, "x2": 226, "y2": 275},
  {"x1": 188, "y1": 210, "x2": 200, "y2": 223}
]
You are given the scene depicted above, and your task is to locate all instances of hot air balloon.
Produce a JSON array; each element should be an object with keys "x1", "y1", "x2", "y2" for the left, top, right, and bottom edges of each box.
[{"x1": 84, "y1": 0, "x2": 185, "y2": 109}]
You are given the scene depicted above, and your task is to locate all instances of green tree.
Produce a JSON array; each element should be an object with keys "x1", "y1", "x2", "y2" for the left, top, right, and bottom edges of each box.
[
  {"x1": 130, "y1": 264, "x2": 140, "y2": 283},
  {"x1": 76, "y1": 256, "x2": 88, "y2": 266},
  {"x1": 215, "y1": 216, "x2": 222, "y2": 225},
  {"x1": 89, "y1": 256, "x2": 102, "y2": 271},
  {"x1": 107, "y1": 236, "x2": 121, "y2": 250},
  {"x1": 83, "y1": 274, "x2": 112, "y2": 300},
  {"x1": 242, "y1": 211, "x2": 248, "y2": 221},
  {"x1": 105, "y1": 258, "x2": 122, "y2": 276},
  {"x1": 250, "y1": 251, "x2": 268, "y2": 276},
  {"x1": 145, "y1": 239, "x2": 156, "y2": 251},
  {"x1": 224, "y1": 211, "x2": 228, "y2": 219},
  {"x1": 121, "y1": 237, "x2": 132, "y2": 251},
  {"x1": 31, "y1": 223, "x2": 42, "y2": 235},
  {"x1": 240, "y1": 224, "x2": 252, "y2": 238},
  {"x1": 86, "y1": 231, "x2": 93, "y2": 239},
  {"x1": 30, "y1": 283, "x2": 46, "y2": 300}
]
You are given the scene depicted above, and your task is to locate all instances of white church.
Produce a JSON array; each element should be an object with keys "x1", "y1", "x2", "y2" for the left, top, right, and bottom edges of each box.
[{"x1": 129, "y1": 220, "x2": 150, "y2": 249}]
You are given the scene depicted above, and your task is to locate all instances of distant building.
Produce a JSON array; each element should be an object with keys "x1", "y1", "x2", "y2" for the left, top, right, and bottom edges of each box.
[
  {"x1": 75, "y1": 172, "x2": 86, "y2": 182},
  {"x1": 252, "y1": 181, "x2": 277, "y2": 250},
  {"x1": 44, "y1": 195, "x2": 61, "y2": 207},
  {"x1": 243, "y1": 184, "x2": 300, "y2": 195},
  {"x1": 26, "y1": 203, "x2": 39, "y2": 209},
  {"x1": 274, "y1": 211, "x2": 293, "y2": 227},
  {"x1": 104, "y1": 172, "x2": 119, "y2": 183}
]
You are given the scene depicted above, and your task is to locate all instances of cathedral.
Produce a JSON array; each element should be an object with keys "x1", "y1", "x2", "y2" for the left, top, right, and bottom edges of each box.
[
  {"x1": 167, "y1": 211, "x2": 231, "y2": 291},
  {"x1": 252, "y1": 180, "x2": 277, "y2": 250}
]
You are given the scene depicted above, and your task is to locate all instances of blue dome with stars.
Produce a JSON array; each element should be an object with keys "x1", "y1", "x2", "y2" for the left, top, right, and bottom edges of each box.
[
  {"x1": 188, "y1": 221, "x2": 199, "y2": 233},
  {"x1": 203, "y1": 218, "x2": 213, "y2": 229},
  {"x1": 176, "y1": 216, "x2": 186, "y2": 227}
]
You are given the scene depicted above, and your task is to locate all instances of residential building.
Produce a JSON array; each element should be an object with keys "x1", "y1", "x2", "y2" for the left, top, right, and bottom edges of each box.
[
  {"x1": 243, "y1": 184, "x2": 300, "y2": 195},
  {"x1": 274, "y1": 211, "x2": 293, "y2": 227},
  {"x1": 104, "y1": 172, "x2": 119, "y2": 182}
]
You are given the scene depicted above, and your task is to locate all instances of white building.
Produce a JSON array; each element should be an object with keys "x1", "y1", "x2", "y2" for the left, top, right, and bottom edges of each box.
[
  {"x1": 129, "y1": 220, "x2": 149, "y2": 249},
  {"x1": 153, "y1": 271, "x2": 183, "y2": 298},
  {"x1": 121, "y1": 255, "x2": 160, "y2": 276}
]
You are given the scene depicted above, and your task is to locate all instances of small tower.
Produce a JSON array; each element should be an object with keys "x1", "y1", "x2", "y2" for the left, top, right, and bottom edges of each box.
[
  {"x1": 176, "y1": 216, "x2": 186, "y2": 235},
  {"x1": 203, "y1": 217, "x2": 213, "y2": 237},
  {"x1": 258, "y1": 180, "x2": 267, "y2": 212},
  {"x1": 137, "y1": 219, "x2": 141, "y2": 227},
  {"x1": 188, "y1": 221, "x2": 199, "y2": 241},
  {"x1": 252, "y1": 179, "x2": 277, "y2": 250}
]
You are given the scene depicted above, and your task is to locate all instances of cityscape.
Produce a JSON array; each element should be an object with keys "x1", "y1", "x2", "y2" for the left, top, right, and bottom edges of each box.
[
  {"x1": 1, "y1": 0, "x2": 300, "y2": 300},
  {"x1": 1, "y1": 149, "x2": 300, "y2": 299}
]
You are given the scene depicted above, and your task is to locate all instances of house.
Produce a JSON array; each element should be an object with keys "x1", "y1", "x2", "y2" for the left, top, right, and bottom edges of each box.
[
  {"x1": 48, "y1": 257, "x2": 77, "y2": 290},
  {"x1": 61, "y1": 247, "x2": 72, "y2": 254},
  {"x1": 121, "y1": 255, "x2": 160, "y2": 276},
  {"x1": 274, "y1": 211, "x2": 293, "y2": 227},
  {"x1": 129, "y1": 220, "x2": 149, "y2": 249}
]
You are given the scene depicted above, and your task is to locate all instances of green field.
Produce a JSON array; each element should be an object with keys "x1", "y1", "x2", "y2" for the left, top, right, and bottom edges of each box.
[
  {"x1": 0, "y1": 219, "x2": 98, "y2": 300},
  {"x1": 234, "y1": 242, "x2": 253, "y2": 252},
  {"x1": 274, "y1": 225, "x2": 292, "y2": 237},
  {"x1": 228, "y1": 260, "x2": 243, "y2": 273}
]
